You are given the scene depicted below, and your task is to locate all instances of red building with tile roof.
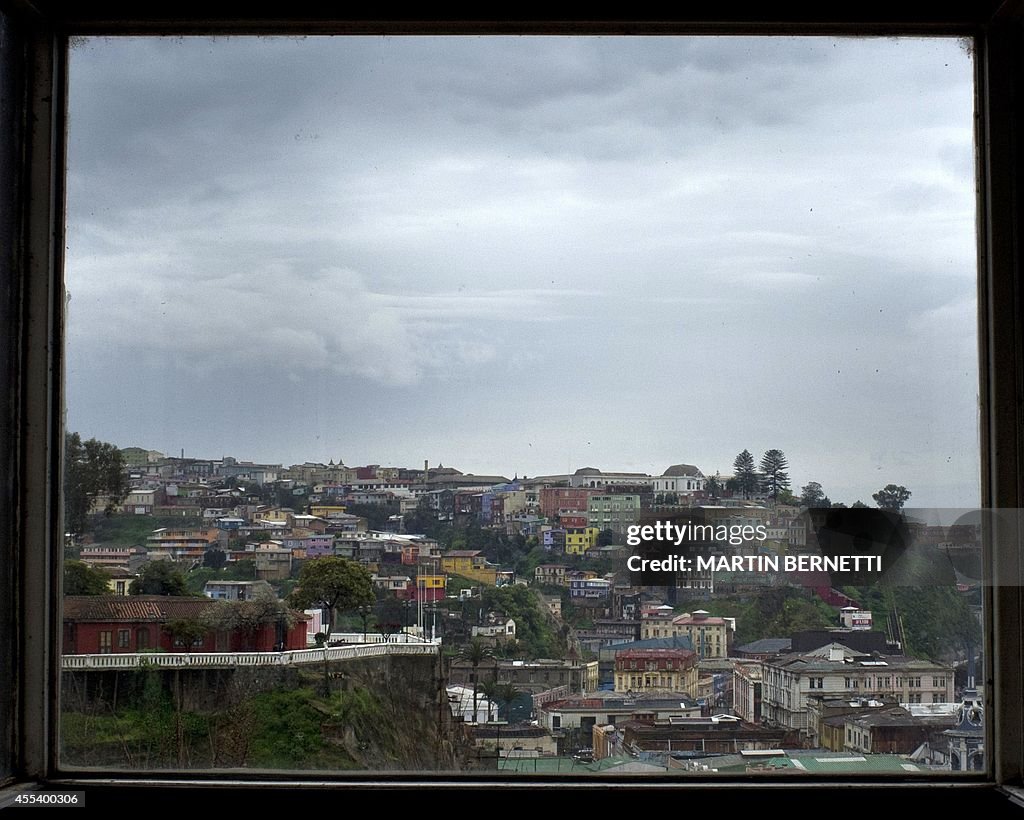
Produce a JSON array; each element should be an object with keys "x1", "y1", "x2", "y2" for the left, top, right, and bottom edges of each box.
[{"x1": 62, "y1": 595, "x2": 309, "y2": 654}]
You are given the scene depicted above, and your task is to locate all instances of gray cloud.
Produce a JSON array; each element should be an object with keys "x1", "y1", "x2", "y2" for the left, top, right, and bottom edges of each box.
[{"x1": 65, "y1": 35, "x2": 979, "y2": 507}]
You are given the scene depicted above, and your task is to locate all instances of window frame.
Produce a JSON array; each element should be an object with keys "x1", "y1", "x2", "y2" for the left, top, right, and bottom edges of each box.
[{"x1": 1, "y1": 1, "x2": 1023, "y2": 806}]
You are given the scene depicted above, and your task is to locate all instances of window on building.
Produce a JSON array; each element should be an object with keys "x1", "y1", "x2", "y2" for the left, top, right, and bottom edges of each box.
[
  {"x1": 118, "y1": 630, "x2": 130, "y2": 649},
  {"x1": 98, "y1": 631, "x2": 112, "y2": 654}
]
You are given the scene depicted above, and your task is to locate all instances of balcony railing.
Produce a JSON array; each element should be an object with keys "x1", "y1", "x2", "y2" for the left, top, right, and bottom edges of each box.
[{"x1": 62, "y1": 641, "x2": 439, "y2": 670}]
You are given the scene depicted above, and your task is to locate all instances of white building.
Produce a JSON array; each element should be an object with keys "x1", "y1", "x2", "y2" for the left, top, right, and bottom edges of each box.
[
  {"x1": 839, "y1": 606, "x2": 873, "y2": 630},
  {"x1": 760, "y1": 643, "x2": 955, "y2": 742},
  {"x1": 654, "y1": 464, "x2": 707, "y2": 495},
  {"x1": 446, "y1": 685, "x2": 498, "y2": 723}
]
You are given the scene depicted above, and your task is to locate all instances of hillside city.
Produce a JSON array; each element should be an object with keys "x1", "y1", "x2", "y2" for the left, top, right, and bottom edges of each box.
[{"x1": 60, "y1": 442, "x2": 985, "y2": 775}]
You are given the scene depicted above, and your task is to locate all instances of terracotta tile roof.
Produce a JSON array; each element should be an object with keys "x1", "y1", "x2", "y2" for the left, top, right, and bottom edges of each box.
[
  {"x1": 63, "y1": 595, "x2": 312, "y2": 623},
  {"x1": 63, "y1": 595, "x2": 216, "y2": 622}
]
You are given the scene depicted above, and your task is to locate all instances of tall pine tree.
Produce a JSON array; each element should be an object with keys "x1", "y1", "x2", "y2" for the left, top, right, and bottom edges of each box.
[
  {"x1": 732, "y1": 449, "x2": 758, "y2": 499},
  {"x1": 760, "y1": 449, "x2": 790, "y2": 501}
]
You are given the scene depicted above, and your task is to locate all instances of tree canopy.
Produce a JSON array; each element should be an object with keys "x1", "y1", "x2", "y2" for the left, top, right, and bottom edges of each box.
[
  {"x1": 63, "y1": 560, "x2": 111, "y2": 595},
  {"x1": 481, "y1": 585, "x2": 562, "y2": 658},
  {"x1": 799, "y1": 481, "x2": 831, "y2": 508},
  {"x1": 64, "y1": 433, "x2": 129, "y2": 536},
  {"x1": 130, "y1": 560, "x2": 189, "y2": 596},
  {"x1": 288, "y1": 557, "x2": 374, "y2": 631},
  {"x1": 203, "y1": 549, "x2": 227, "y2": 570},
  {"x1": 458, "y1": 638, "x2": 495, "y2": 723},
  {"x1": 759, "y1": 449, "x2": 790, "y2": 501},
  {"x1": 873, "y1": 484, "x2": 912, "y2": 512},
  {"x1": 715, "y1": 588, "x2": 836, "y2": 645},
  {"x1": 205, "y1": 586, "x2": 295, "y2": 640},
  {"x1": 163, "y1": 617, "x2": 208, "y2": 653},
  {"x1": 732, "y1": 449, "x2": 758, "y2": 498}
]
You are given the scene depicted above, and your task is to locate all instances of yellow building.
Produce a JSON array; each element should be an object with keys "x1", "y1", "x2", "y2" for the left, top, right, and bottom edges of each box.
[
  {"x1": 255, "y1": 507, "x2": 295, "y2": 525},
  {"x1": 440, "y1": 550, "x2": 498, "y2": 585},
  {"x1": 564, "y1": 526, "x2": 601, "y2": 555},
  {"x1": 310, "y1": 504, "x2": 347, "y2": 518},
  {"x1": 614, "y1": 649, "x2": 699, "y2": 695},
  {"x1": 641, "y1": 609, "x2": 734, "y2": 658},
  {"x1": 414, "y1": 574, "x2": 446, "y2": 601},
  {"x1": 671, "y1": 610, "x2": 733, "y2": 658},
  {"x1": 104, "y1": 567, "x2": 135, "y2": 597}
]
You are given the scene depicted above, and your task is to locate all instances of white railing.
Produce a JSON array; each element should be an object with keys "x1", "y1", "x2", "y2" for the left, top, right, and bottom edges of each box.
[
  {"x1": 62, "y1": 641, "x2": 438, "y2": 670},
  {"x1": 327, "y1": 631, "x2": 441, "y2": 645}
]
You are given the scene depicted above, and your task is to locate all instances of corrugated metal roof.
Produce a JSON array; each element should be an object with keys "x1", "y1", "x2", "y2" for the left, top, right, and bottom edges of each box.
[
  {"x1": 767, "y1": 753, "x2": 925, "y2": 773},
  {"x1": 736, "y1": 638, "x2": 793, "y2": 653}
]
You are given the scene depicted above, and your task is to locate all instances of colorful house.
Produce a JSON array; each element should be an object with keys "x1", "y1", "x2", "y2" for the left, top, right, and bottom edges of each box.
[
  {"x1": 440, "y1": 550, "x2": 498, "y2": 585},
  {"x1": 565, "y1": 526, "x2": 601, "y2": 555}
]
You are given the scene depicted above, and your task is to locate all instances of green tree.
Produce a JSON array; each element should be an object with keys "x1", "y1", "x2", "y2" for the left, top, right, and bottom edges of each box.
[
  {"x1": 185, "y1": 566, "x2": 220, "y2": 595},
  {"x1": 374, "y1": 594, "x2": 405, "y2": 635},
  {"x1": 204, "y1": 549, "x2": 227, "y2": 570},
  {"x1": 776, "y1": 488, "x2": 798, "y2": 506},
  {"x1": 597, "y1": 528, "x2": 614, "y2": 547},
  {"x1": 459, "y1": 638, "x2": 494, "y2": 723},
  {"x1": 715, "y1": 588, "x2": 835, "y2": 645},
  {"x1": 288, "y1": 557, "x2": 374, "y2": 632},
  {"x1": 130, "y1": 560, "x2": 189, "y2": 596},
  {"x1": 492, "y1": 681, "x2": 523, "y2": 722},
  {"x1": 64, "y1": 432, "x2": 129, "y2": 536},
  {"x1": 800, "y1": 481, "x2": 831, "y2": 508},
  {"x1": 345, "y1": 502, "x2": 399, "y2": 531},
  {"x1": 873, "y1": 484, "x2": 912, "y2": 512},
  {"x1": 223, "y1": 559, "x2": 257, "y2": 580},
  {"x1": 482, "y1": 585, "x2": 562, "y2": 658},
  {"x1": 63, "y1": 560, "x2": 111, "y2": 595},
  {"x1": 892, "y1": 586, "x2": 981, "y2": 662},
  {"x1": 205, "y1": 587, "x2": 296, "y2": 651},
  {"x1": 759, "y1": 449, "x2": 790, "y2": 501},
  {"x1": 732, "y1": 449, "x2": 758, "y2": 499},
  {"x1": 164, "y1": 617, "x2": 208, "y2": 653}
]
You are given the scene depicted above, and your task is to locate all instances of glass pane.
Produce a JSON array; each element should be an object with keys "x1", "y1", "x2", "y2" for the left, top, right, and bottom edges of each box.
[
  {"x1": 61, "y1": 35, "x2": 981, "y2": 776},
  {"x1": 0, "y1": 6, "x2": 21, "y2": 785}
]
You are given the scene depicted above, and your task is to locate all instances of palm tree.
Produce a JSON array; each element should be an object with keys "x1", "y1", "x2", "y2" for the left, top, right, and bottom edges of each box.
[
  {"x1": 493, "y1": 682, "x2": 523, "y2": 723},
  {"x1": 478, "y1": 680, "x2": 523, "y2": 764},
  {"x1": 478, "y1": 679, "x2": 499, "y2": 724},
  {"x1": 458, "y1": 638, "x2": 493, "y2": 724}
]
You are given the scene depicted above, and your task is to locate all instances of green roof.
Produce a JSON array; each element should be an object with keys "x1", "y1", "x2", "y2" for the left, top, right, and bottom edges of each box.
[
  {"x1": 755, "y1": 754, "x2": 926, "y2": 774},
  {"x1": 498, "y1": 755, "x2": 665, "y2": 774},
  {"x1": 500, "y1": 752, "x2": 935, "y2": 776}
]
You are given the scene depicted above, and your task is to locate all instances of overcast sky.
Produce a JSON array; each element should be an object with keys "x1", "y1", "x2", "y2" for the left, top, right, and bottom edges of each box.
[{"x1": 64, "y1": 35, "x2": 979, "y2": 507}]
